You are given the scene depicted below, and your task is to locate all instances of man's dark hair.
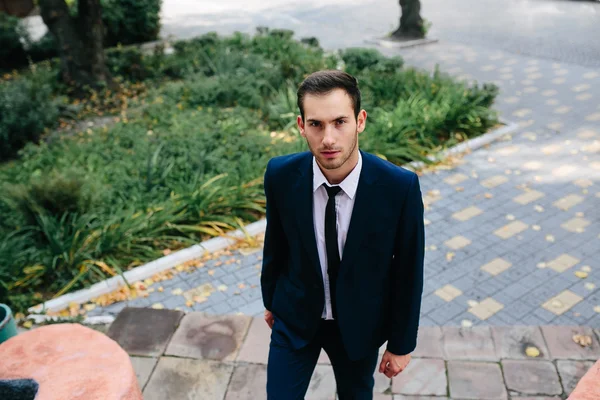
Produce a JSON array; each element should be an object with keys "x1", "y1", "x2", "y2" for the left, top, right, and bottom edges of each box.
[{"x1": 297, "y1": 70, "x2": 361, "y2": 121}]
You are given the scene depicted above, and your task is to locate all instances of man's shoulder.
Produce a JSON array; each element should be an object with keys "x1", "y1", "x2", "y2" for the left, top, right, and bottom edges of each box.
[
  {"x1": 266, "y1": 151, "x2": 312, "y2": 177},
  {"x1": 362, "y1": 151, "x2": 417, "y2": 185}
]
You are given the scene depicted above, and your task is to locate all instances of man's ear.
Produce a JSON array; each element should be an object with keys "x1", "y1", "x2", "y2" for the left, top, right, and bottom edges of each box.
[
  {"x1": 297, "y1": 115, "x2": 306, "y2": 137},
  {"x1": 357, "y1": 110, "x2": 368, "y2": 134}
]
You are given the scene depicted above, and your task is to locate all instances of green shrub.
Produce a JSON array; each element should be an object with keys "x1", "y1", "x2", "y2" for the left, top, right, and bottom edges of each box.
[
  {"x1": 106, "y1": 46, "x2": 155, "y2": 82},
  {"x1": 3, "y1": 169, "x2": 99, "y2": 226},
  {"x1": 363, "y1": 73, "x2": 499, "y2": 164},
  {"x1": 341, "y1": 48, "x2": 403, "y2": 76},
  {"x1": 0, "y1": 12, "x2": 29, "y2": 70},
  {"x1": 0, "y1": 68, "x2": 60, "y2": 161},
  {"x1": 101, "y1": 0, "x2": 162, "y2": 47},
  {"x1": 27, "y1": 32, "x2": 59, "y2": 63}
]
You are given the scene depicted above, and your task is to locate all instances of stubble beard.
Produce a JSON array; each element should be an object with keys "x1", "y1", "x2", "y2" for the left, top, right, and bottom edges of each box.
[{"x1": 310, "y1": 129, "x2": 358, "y2": 171}]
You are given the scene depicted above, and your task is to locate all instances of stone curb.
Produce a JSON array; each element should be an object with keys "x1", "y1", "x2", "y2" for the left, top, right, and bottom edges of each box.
[
  {"x1": 28, "y1": 119, "x2": 517, "y2": 315},
  {"x1": 365, "y1": 37, "x2": 439, "y2": 49},
  {"x1": 28, "y1": 220, "x2": 266, "y2": 314}
]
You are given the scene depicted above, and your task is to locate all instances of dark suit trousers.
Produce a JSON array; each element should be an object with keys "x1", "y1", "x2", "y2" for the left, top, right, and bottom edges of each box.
[{"x1": 267, "y1": 318, "x2": 379, "y2": 399}]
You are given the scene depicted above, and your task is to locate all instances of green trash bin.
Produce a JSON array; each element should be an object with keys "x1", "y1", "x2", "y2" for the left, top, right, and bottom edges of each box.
[{"x1": 0, "y1": 303, "x2": 19, "y2": 344}]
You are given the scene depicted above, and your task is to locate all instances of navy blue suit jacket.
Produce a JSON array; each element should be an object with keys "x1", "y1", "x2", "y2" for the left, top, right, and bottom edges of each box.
[{"x1": 261, "y1": 150, "x2": 425, "y2": 361}]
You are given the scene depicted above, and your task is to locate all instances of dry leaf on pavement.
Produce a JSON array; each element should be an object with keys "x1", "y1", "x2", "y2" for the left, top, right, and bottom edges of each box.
[
  {"x1": 525, "y1": 346, "x2": 540, "y2": 357},
  {"x1": 572, "y1": 334, "x2": 593, "y2": 347}
]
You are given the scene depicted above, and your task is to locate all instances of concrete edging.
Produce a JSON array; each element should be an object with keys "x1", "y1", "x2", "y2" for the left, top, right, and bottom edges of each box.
[
  {"x1": 28, "y1": 119, "x2": 518, "y2": 315},
  {"x1": 28, "y1": 220, "x2": 266, "y2": 314},
  {"x1": 365, "y1": 37, "x2": 439, "y2": 49}
]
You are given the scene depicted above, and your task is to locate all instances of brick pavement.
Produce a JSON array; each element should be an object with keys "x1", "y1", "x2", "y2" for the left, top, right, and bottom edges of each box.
[{"x1": 101, "y1": 307, "x2": 600, "y2": 399}]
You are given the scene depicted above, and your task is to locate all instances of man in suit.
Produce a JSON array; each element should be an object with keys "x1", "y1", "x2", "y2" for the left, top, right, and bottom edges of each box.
[{"x1": 261, "y1": 69, "x2": 425, "y2": 399}]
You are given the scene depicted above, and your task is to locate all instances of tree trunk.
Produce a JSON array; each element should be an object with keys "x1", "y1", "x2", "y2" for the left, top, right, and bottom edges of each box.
[
  {"x1": 39, "y1": 0, "x2": 112, "y2": 91},
  {"x1": 391, "y1": 0, "x2": 425, "y2": 39}
]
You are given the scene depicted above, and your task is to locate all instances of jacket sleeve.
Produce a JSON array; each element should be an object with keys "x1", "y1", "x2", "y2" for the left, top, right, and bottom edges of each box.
[
  {"x1": 260, "y1": 159, "x2": 288, "y2": 311},
  {"x1": 386, "y1": 173, "x2": 425, "y2": 356}
]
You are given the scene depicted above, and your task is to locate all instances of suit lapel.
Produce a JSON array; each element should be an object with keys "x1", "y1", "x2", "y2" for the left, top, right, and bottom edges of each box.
[
  {"x1": 293, "y1": 156, "x2": 324, "y2": 284},
  {"x1": 340, "y1": 151, "x2": 378, "y2": 270},
  {"x1": 292, "y1": 151, "x2": 379, "y2": 283}
]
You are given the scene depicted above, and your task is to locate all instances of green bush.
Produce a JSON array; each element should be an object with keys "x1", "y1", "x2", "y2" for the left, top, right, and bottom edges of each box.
[
  {"x1": 101, "y1": 0, "x2": 162, "y2": 47},
  {"x1": 27, "y1": 32, "x2": 59, "y2": 63},
  {"x1": 3, "y1": 169, "x2": 99, "y2": 226},
  {"x1": 0, "y1": 12, "x2": 29, "y2": 70},
  {"x1": 0, "y1": 68, "x2": 60, "y2": 161},
  {"x1": 361, "y1": 68, "x2": 498, "y2": 164},
  {"x1": 106, "y1": 46, "x2": 154, "y2": 82}
]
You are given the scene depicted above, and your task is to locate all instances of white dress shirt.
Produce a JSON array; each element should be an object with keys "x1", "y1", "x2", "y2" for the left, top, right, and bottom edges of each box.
[{"x1": 312, "y1": 153, "x2": 363, "y2": 320}]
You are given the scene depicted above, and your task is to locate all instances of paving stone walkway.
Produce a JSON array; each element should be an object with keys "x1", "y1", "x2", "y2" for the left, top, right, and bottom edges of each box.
[
  {"x1": 101, "y1": 307, "x2": 600, "y2": 399},
  {"x1": 87, "y1": 39, "x2": 600, "y2": 329}
]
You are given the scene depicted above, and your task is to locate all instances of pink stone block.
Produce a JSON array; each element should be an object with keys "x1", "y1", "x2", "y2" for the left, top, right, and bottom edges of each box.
[
  {"x1": 0, "y1": 323, "x2": 142, "y2": 400},
  {"x1": 568, "y1": 359, "x2": 600, "y2": 400}
]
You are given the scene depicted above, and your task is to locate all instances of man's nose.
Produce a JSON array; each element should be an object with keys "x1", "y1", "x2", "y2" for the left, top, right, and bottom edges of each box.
[{"x1": 322, "y1": 124, "x2": 336, "y2": 146}]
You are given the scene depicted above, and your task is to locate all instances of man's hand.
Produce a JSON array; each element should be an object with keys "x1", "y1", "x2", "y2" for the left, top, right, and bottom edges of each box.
[
  {"x1": 379, "y1": 350, "x2": 411, "y2": 378},
  {"x1": 264, "y1": 309, "x2": 274, "y2": 329}
]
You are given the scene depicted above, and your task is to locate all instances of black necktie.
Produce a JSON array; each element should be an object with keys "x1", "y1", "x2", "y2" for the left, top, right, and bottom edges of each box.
[{"x1": 324, "y1": 185, "x2": 342, "y2": 319}]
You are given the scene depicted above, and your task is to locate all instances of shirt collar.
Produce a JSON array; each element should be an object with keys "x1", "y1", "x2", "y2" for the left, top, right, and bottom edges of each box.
[{"x1": 312, "y1": 152, "x2": 362, "y2": 199}]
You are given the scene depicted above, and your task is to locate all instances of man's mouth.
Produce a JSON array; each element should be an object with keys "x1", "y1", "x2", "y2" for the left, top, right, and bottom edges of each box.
[{"x1": 321, "y1": 150, "x2": 340, "y2": 159}]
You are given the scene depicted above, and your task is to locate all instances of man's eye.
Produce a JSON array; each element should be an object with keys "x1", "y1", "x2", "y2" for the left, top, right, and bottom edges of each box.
[
  {"x1": 336, "y1": 120, "x2": 346, "y2": 125},
  {"x1": 310, "y1": 122, "x2": 320, "y2": 127}
]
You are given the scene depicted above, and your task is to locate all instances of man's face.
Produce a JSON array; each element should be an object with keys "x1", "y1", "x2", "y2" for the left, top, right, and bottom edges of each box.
[{"x1": 297, "y1": 88, "x2": 367, "y2": 171}]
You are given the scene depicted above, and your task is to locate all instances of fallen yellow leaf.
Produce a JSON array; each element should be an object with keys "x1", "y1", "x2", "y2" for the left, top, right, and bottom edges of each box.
[
  {"x1": 551, "y1": 300, "x2": 563, "y2": 308},
  {"x1": 575, "y1": 271, "x2": 588, "y2": 279},
  {"x1": 238, "y1": 283, "x2": 246, "y2": 289},
  {"x1": 151, "y1": 303, "x2": 164, "y2": 309},
  {"x1": 158, "y1": 287, "x2": 164, "y2": 292},
  {"x1": 84, "y1": 304, "x2": 96, "y2": 312},
  {"x1": 484, "y1": 193, "x2": 493, "y2": 199},
  {"x1": 186, "y1": 301, "x2": 194, "y2": 308},
  {"x1": 446, "y1": 252, "x2": 455, "y2": 262},
  {"x1": 572, "y1": 334, "x2": 592, "y2": 347},
  {"x1": 525, "y1": 346, "x2": 540, "y2": 357},
  {"x1": 208, "y1": 270, "x2": 215, "y2": 276},
  {"x1": 218, "y1": 285, "x2": 228, "y2": 292},
  {"x1": 23, "y1": 320, "x2": 33, "y2": 329},
  {"x1": 172, "y1": 288, "x2": 184, "y2": 295},
  {"x1": 193, "y1": 295, "x2": 207, "y2": 303}
]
